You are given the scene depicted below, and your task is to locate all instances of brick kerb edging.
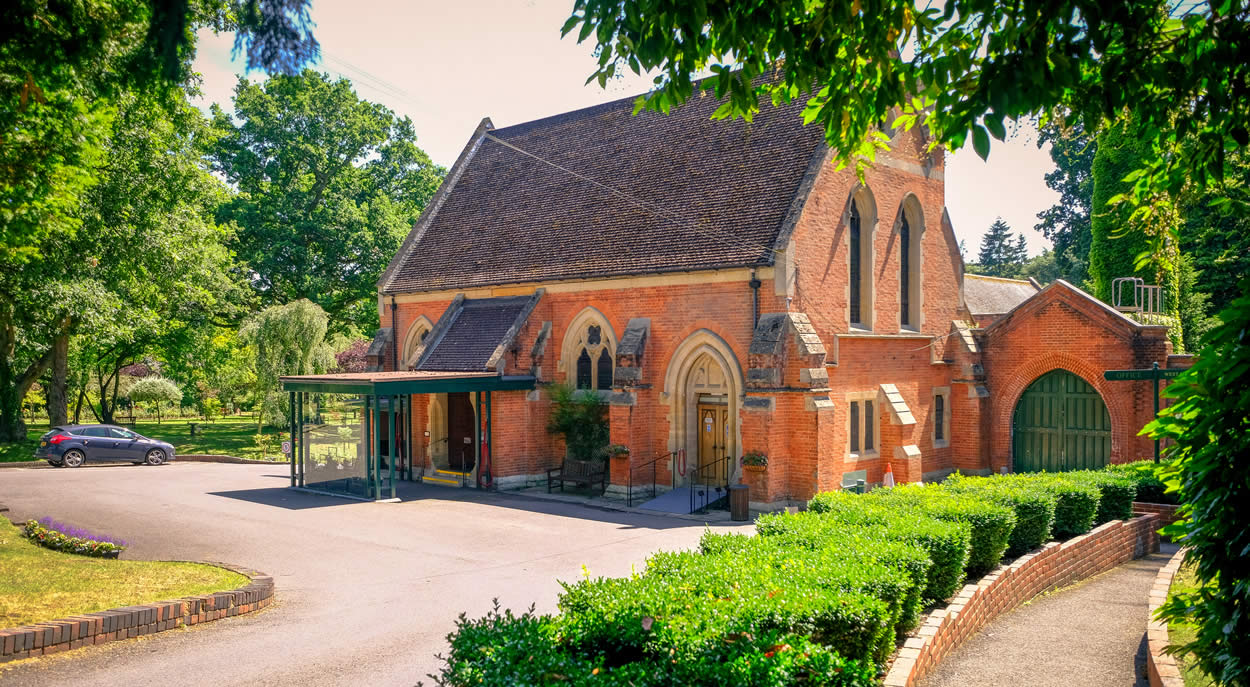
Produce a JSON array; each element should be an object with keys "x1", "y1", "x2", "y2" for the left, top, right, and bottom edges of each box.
[
  {"x1": 0, "y1": 562, "x2": 274, "y2": 663},
  {"x1": 1147, "y1": 547, "x2": 1188, "y2": 687},
  {"x1": 883, "y1": 514, "x2": 1162, "y2": 687}
]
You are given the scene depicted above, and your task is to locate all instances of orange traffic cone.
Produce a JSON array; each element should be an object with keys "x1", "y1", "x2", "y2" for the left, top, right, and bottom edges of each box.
[{"x1": 883, "y1": 462, "x2": 896, "y2": 488}]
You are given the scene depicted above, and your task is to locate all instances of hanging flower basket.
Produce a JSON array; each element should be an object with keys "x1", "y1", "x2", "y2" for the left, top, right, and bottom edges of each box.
[{"x1": 607, "y1": 444, "x2": 631, "y2": 460}]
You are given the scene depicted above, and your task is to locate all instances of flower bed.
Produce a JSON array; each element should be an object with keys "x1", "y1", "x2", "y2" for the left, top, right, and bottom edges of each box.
[
  {"x1": 429, "y1": 462, "x2": 1166, "y2": 686},
  {"x1": 23, "y1": 518, "x2": 127, "y2": 559}
]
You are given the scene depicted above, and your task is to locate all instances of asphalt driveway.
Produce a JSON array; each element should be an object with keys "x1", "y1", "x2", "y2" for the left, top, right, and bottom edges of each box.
[{"x1": 0, "y1": 463, "x2": 748, "y2": 686}]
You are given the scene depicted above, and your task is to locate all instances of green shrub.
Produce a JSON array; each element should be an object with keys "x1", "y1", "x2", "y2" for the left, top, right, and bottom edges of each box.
[
  {"x1": 1013, "y1": 475, "x2": 1100, "y2": 538},
  {"x1": 1061, "y1": 471, "x2": 1137, "y2": 523},
  {"x1": 1105, "y1": 460, "x2": 1177, "y2": 504},
  {"x1": 867, "y1": 484, "x2": 1017, "y2": 576},
  {"x1": 559, "y1": 545, "x2": 900, "y2": 666},
  {"x1": 944, "y1": 474, "x2": 1057, "y2": 557},
  {"x1": 793, "y1": 497, "x2": 971, "y2": 603}
]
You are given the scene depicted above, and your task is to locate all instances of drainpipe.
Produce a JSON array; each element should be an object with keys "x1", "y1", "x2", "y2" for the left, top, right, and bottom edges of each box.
[
  {"x1": 390, "y1": 296, "x2": 399, "y2": 371},
  {"x1": 749, "y1": 269, "x2": 762, "y2": 330}
]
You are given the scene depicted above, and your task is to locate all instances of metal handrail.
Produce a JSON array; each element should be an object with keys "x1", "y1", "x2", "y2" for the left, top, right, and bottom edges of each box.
[
  {"x1": 627, "y1": 452, "x2": 676, "y2": 508},
  {"x1": 689, "y1": 453, "x2": 734, "y2": 514}
]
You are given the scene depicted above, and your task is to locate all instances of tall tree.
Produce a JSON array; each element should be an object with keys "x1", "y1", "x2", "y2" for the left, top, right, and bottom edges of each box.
[
  {"x1": 1035, "y1": 120, "x2": 1096, "y2": 286},
  {"x1": 1090, "y1": 115, "x2": 1182, "y2": 337},
  {"x1": 0, "y1": 0, "x2": 319, "y2": 261},
  {"x1": 976, "y1": 219, "x2": 1028, "y2": 278},
  {"x1": 211, "y1": 71, "x2": 445, "y2": 331}
]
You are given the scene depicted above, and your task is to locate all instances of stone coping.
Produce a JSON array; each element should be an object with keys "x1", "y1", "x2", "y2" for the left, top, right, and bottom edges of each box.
[
  {"x1": 0, "y1": 562, "x2": 274, "y2": 663},
  {"x1": 1147, "y1": 547, "x2": 1188, "y2": 687},
  {"x1": 884, "y1": 514, "x2": 1161, "y2": 687}
]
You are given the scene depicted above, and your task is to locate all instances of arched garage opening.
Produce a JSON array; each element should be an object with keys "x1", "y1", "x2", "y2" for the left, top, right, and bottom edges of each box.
[{"x1": 1012, "y1": 369, "x2": 1111, "y2": 472}]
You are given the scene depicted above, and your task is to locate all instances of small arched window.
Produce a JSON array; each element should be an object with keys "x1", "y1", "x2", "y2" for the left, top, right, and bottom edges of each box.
[
  {"x1": 570, "y1": 322, "x2": 615, "y2": 390},
  {"x1": 850, "y1": 203, "x2": 863, "y2": 325},
  {"x1": 900, "y1": 216, "x2": 911, "y2": 326}
]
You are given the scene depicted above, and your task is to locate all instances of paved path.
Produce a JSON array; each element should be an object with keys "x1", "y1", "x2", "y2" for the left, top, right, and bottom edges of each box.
[
  {"x1": 918, "y1": 544, "x2": 1177, "y2": 687},
  {"x1": 0, "y1": 463, "x2": 748, "y2": 686}
]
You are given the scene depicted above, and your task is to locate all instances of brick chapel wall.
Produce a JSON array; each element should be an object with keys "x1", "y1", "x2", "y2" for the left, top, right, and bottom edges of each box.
[
  {"x1": 388, "y1": 276, "x2": 780, "y2": 480},
  {"x1": 978, "y1": 287, "x2": 1173, "y2": 470}
]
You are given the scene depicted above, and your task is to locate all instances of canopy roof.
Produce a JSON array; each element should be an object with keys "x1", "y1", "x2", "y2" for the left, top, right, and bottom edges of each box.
[{"x1": 280, "y1": 370, "x2": 535, "y2": 395}]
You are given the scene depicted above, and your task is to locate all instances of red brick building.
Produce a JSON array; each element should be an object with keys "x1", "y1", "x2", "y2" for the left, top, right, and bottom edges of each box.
[{"x1": 352, "y1": 91, "x2": 1183, "y2": 509}]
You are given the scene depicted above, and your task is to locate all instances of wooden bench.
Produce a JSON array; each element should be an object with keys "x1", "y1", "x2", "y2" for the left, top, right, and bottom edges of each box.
[{"x1": 547, "y1": 458, "x2": 608, "y2": 494}]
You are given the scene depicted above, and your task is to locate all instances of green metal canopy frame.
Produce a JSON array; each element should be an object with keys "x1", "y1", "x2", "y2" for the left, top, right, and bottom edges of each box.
[{"x1": 280, "y1": 371, "x2": 534, "y2": 501}]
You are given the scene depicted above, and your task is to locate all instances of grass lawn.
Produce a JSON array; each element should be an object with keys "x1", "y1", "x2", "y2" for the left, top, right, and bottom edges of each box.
[
  {"x1": 0, "y1": 517, "x2": 248, "y2": 628},
  {"x1": 0, "y1": 415, "x2": 287, "y2": 463},
  {"x1": 1167, "y1": 562, "x2": 1216, "y2": 687}
]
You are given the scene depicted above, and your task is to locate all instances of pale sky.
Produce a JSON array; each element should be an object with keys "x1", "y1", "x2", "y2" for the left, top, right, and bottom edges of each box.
[{"x1": 192, "y1": 0, "x2": 1058, "y2": 258}]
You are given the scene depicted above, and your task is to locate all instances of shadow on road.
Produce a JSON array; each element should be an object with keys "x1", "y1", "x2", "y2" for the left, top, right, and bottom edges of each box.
[{"x1": 209, "y1": 480, "x2": 756, "y2": 530}]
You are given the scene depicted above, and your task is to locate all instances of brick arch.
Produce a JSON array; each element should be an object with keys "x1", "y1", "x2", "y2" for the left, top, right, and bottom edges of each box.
[{"x1": 991, "y1": 351, "x2": 1132, "y2": 468}]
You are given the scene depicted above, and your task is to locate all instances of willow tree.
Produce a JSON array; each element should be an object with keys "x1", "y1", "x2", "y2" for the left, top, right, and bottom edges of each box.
[{"x1": 241, "y1": 299, "x2": 334, "y2": 431}]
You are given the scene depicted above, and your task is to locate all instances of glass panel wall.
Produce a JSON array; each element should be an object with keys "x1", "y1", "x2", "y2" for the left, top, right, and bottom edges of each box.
[{"x1": 300, "y1": 393, "x2": 392, "y2": 498}]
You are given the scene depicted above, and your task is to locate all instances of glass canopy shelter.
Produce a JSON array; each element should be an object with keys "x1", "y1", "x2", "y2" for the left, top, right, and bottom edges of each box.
[{"x1": 279, "y1": 371, "x2": 535, "y2": 501}]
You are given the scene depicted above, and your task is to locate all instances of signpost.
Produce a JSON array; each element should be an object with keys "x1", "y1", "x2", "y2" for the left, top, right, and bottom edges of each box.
[{"x1": 1103, "y1": 362, "x2": 1185, "y2": 463}]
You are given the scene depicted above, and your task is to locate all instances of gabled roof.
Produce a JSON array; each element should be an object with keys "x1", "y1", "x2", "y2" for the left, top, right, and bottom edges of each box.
[
  {"x1": 379, "y1": 89, "x2": 828, "y2": 294},
  {"x1": 962, "y1": 274, "x2": 1041, "y2": 315},
  {"x1": 981, "y1": 279, "x2": 1161, "y2": 339},
  {"x1": 414, "y1": 293, "x2": 541, "y2": 372}
]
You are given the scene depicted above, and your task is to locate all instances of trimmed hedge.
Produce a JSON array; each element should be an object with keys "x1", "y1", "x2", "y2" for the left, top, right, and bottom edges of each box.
[
  {"x1": 433, "y1": 603, "x2": 877, "y2": 686},
  {"x1": 944, "y1": 474, "x2": 1057, "y2": 557},
  {"x1": 1059, "y1": 471, "x2": 1137, "y2": 523},
  {"x1": 865, "y1": 483, "x2": 1017, "y2": 576},
  {"x1": 1010, "y1": 475, "x2": 1101, "y2": 539},
  {"x1": 796, "y1": 496, "x2": 971, "y2": 603},
  {"x1": 1105, "y1": 460, "x2": 1177, "y2": 504}
]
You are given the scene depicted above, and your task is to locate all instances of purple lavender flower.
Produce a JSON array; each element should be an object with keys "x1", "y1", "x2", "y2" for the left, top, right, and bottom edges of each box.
[{"x1": 37, "y1": 517, "x2": 128, "y2": 548}]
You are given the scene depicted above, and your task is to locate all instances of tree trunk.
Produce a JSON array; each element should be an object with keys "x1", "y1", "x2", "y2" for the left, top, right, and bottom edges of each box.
[
  {"x1": 73, "y1": 380, "x2": 87, "y2": 424},
  {"x1": 0, "y1": 310, "x2": 57, "y2": 441},
  {"x1": 46, "y1": 328, "x2": 69, "y2": 426}
]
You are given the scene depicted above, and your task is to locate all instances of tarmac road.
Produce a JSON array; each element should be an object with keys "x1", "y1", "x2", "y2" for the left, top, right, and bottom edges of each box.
[{"x1": 0, "y1": 462, "x2": 747, "y2": 686}]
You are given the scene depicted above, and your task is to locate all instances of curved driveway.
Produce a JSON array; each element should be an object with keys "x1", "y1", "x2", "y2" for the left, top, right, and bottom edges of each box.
[{"x1": 0, "y1": 463, "x2": 746, "y2": 686}]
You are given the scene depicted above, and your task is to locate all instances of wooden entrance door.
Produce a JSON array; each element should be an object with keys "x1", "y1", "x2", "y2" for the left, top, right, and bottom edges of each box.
[
  {"x1": 1012, "y1": 369, "x2": 1111, "y2": 472},
  {"x1": 447, "y1": 392, "x2": 476, "y2": 472},
  {"x1": 696, "y1": 400, "x2": 729, "y2": 485}
]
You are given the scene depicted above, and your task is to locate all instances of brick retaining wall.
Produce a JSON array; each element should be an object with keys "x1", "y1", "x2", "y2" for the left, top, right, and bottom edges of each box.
[
  {"x1": 1146, "y1": 547, "x2": 1187, "y2": 687},
  {"x1": 884, "y1": 514, "x2": 1161, "y2": 687},
  {"x1": 0, "y1": 563, "x2": 273, "y2": 663},
  {"x1": 1134, "y1": 502, "x2": 1182, "y2": 529}
]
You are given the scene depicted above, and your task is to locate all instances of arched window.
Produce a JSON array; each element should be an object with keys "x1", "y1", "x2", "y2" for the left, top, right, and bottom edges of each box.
[
  {"x1": 402, "y1": 316, "x2": 434, "y2": 369},
  {"x1": 850, "y1": 203, "x2": 863, "y2": 325},
  {"x1": 900, "y1": 216, "x2": 911, "y2": 326},
  {"x1": 564, "y1": 317, "x2": 616, "y2": 391},
  {"x1": 899, "y1": 198, "x2": 923, "y2": 330},
  {"x1": 847, "y1": 189, "x2": 875, "y2": 329}
]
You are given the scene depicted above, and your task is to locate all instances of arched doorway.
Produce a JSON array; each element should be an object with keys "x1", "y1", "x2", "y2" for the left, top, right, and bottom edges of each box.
[
  {"x1": 1012, "y1": 369, "x2": 1111, "y2": 472},
  {"x1": 665, "y1": 331, "x2": 743, "y2": 487}
]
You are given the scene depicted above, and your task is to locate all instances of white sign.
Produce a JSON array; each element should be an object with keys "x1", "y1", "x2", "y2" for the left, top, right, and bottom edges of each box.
[{"x1": 281, "y1": 441, "x2": 291, "y2": 455}]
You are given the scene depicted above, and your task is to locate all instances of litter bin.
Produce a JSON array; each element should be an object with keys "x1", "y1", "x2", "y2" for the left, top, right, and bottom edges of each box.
[{"x1": 728, "y1": 484, "x2": 750, "y2": 521}]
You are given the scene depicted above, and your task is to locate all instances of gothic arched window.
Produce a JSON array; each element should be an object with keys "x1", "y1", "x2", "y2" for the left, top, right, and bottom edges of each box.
[{"x1": 568, "y1": 320, "x2": 615, "y2": 390}]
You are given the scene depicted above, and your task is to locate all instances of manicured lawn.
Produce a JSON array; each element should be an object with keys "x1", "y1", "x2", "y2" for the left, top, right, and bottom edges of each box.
[
  {"x1": 0, "y1": 517, "x2": 248, "y2": 628},
  {"x1": 1167, "y1": 562, "x2": 1216, "y2": 687},
  {"x1": 0, "y1": 415, "x2": 288, "y2": 463}
]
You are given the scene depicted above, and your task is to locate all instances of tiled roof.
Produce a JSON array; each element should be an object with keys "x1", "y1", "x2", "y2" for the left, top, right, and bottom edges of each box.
[
  {"x1": 416, "y1": 295, "x2": 535, "y2": 371},
  {"x1": 963, "y1": 274, "x2": 1041, "y2": 315},
  {"x1": 381, "y1": 89, "x2": 827, "y2": 293}
]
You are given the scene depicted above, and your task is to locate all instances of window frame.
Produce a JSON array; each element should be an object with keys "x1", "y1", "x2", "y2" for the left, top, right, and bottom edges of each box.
[
  {"x1": 932, "y1": 385, "x2": 951, "y2": 449},
  {"x1": 846, "y1": 392, "x2": 880, "y2": 458},
  {"x1": 564, "y1": 313, "x2": 616, "y2": 392}
]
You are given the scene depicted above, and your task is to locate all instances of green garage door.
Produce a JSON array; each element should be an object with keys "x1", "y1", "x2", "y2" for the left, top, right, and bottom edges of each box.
[{"x1": 1012, "y1": 369, "x2": 1111, "y2": 472}]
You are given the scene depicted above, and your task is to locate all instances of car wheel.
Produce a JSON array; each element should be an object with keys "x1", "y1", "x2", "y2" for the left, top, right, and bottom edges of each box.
[
  {"x1": 145, "y1": 448, "x2": 166, "y2": 466},
  {"x1": 63, "y1": 449, "x2": 85, "y2": 468}
]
